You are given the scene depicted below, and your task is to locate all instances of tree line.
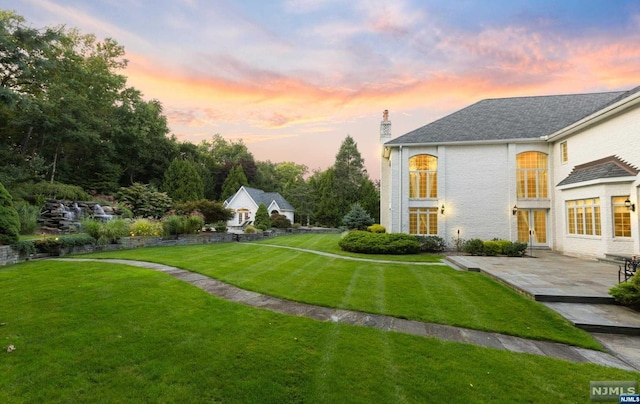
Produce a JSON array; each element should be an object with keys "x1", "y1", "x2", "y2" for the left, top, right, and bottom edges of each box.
[{"x1": 0, "y1": 10, "x2": 379, "y2": 228}]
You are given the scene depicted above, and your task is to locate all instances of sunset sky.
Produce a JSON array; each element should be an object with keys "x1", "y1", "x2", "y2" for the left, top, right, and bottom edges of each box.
[{"x1": 6, "y1": 0, "x2": 640, "y2": 179}]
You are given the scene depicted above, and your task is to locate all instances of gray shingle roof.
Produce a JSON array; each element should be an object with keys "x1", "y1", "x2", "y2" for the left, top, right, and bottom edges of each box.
[
  {"x1": 557, "y1": 156, "x2": 639, "y2": 186},
  {"x1": 386, "y1": 87, "x2": 640, "y2": 145},
  {"x1": 244, "y1": 187, "x2": 295, "y2": 211}
]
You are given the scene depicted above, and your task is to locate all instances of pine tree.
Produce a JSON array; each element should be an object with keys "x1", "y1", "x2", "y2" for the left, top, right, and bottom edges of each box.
[
  {"x1": 254, "y1": 203, "x2": 271, "y2": 230},
  {"x1": 162, "y1": 158, "x2": 204, "y2": 202},
  {"x1": 221, "y1": 165, "x2": 248, "y2": 201},
  {"x1": 342, "y1": 203, "x2": 374, "y2": 230}
]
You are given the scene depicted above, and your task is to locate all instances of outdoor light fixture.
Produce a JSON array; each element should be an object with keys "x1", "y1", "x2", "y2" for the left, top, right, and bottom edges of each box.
[
  {"x1": 512, "y1": 205, "x2": 518, "y2": 215},
  {"x1": 441, "y1": 204, "x2": 445, "y2": 215},
  {"x1": 625, "y1": 198, "x2": 636, "y2": 212}
]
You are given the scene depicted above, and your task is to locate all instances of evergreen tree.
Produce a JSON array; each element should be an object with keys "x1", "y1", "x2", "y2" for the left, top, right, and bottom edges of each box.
[
  {"x1": 332, "y1": 135, "x2": 370, "y2": 221},
  {"x1": 0, "y1": 181, "x2": 20, "y2": 244},
  {"x1": 162, "y1": 158, "x2": 204, "y2": 202},
  {"x1": 254, "y1": 203, "x2": 271, "y2": 230},
  {"x1": 221, "y1": 165, "x2": 248, "y2": 201},
  {"x1": 311, "y1": 168, "x2": 342, "y2": 227},
  {"x1": 342, "y1": 203, "x2": 375, "y2": 230},
  {"x1": 358, "y1": 178, "x2": 381, "y2": 223}
]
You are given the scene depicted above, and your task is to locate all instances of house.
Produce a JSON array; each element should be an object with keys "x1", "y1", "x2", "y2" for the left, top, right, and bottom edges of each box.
[
  {"x1": 223, "y1": 186, "x2": 295, "y2": 230},
  {"x1": 379, "y1": 86, "x2": 640, "y2": 259}
]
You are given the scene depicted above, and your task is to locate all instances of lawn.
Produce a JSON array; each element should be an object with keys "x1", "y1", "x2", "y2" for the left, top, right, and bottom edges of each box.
[
  {"x1": 0, "y1": 260, "x2": 637, "y2": 403},
  {"x1": 82, "y1": 234, "x2": 599, "y2": 349}
]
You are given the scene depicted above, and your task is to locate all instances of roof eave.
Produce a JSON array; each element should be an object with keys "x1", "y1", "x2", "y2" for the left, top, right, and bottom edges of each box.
[
  {"x1": 384, "y1": 137, "x2": 546, "y2": 148},
  {"x1": 546, "y1": 90, "x2": 640, "y2": 142}
]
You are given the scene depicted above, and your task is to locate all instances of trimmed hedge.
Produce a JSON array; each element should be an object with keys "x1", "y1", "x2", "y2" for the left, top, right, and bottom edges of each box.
[
  {"x1": 339, "y1": 231, "x2": 420, "y2": 255},
  {"x1": 463, "y1": 238, "x2": 527, "y2": 257},
  {"x1": 416, "y1": 235, "x2": 446, "y2": 253}
]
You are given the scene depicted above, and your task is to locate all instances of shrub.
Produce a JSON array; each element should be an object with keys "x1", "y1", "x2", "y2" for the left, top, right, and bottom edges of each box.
[
  {"x1": 184, "y1": 215, "x2": 204, "y2": 234},
  {"x1": 0, "y1": 181, "x2": 21, "y2": 245},
  {"x1": 129, "y1": 218, "x2": 163, "y2": 237},
  {"x1": 244, "y1": 225, "x2": 257, "y2": 234},
  {"x1": 214, "y1": 221, "x2": 228, "y2": 233},
  {"x1": 463, "y1": 238, "x2": 484, "y2": 255},
  {"x1": 483, "y1": 240, "x2": 501, "y2": 256},
  {"x1": 32, "y1": 234, "x2": 96, "y2": 254},
  {"x1": 99, "y1": 219, "x2": 130, "y2": 244},
  {"x1": 451, "y1": 236, "x2": 466, "y2": 252},
  {"x1": 173, "y1": 199, "x2": 233, "y2": 224},
  {"x1": 504, "y1": 241, "x2": 528, "y2": 257},
  {"x1": 342, "y1": 203, "x2": 374, "y2": 230},
  {"x1": 254, "y1": 204, "x2": 271, "y2": 231},
  {"x1": 80, "y1": 218, "x2": 129, "y2": 245},
  {"x1": 25, "y1": 181, "x2": 90, "y2": 201},
  {"x1": 270, "y1": 213, "x2": 291, "y2": 229},
  {"x1": 367, "y1": 224, "x2": 386, "y2": 233},
  {"x1": 117, "y1": 183, "x2": 173, "y2": 218},
  {"x1": 339, "y1": 231, "x2": 420, "y2": 255},
  {"x1": 417, "y1": 235, "x2": 446, "y2": 253},
  {"x1": 15, "y1": 201, "x2": 40, "y2": 235},
  {"x1": 11, "y1": 240, "x2": 36, "y2": 257},
  {"x1": 610, "y1": 273, "x2": 640, "y2": 307}
]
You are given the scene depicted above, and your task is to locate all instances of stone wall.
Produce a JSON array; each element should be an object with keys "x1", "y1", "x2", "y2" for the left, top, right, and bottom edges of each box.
[{"x1": 0, "y1": 227, "x2": 342, "y2": 267}]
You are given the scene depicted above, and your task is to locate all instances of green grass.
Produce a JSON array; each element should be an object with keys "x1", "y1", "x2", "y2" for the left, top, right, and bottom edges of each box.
[
  {"x1": 1, "y1": 260, "x2": 637, "y2": 403},
  {"x1": 82, "y1": 235, "x2": 600, "y2": 349},
  {"x1": 258, "y1": 233, "x2": 443, "y2": 262}
]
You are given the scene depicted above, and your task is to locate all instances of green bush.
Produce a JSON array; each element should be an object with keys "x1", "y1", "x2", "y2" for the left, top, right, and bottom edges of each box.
[
  {"x1": 0, "y1": 181, "x2": 21, "y2": 245},
  {"x1": 503, "y1": 241, "x2": 528, "y2": 257},
  {"x1": 610, "y1": 273, "x2": 640, "y2": 307},
  {"x1": 11, "y1": 240, "x2": 36, "y2": 257},
  {"x1": 270, "y1": 213, "x2": 291, "y2": 229},
  {"x1": 483, "y1": 240, "x2": 501, "y2": 256},
  {"x1": 214, "y1": 221, "x2": 228, "y2": 233},
  {"x1": 32, "y1": 234, "x2": 96, "y2": 254},
  {"x1": 463, "y1": 238, "x2": 485, "y2": 255},
  {"x1": 15, "y1": 201, "x2": 40, "y2": 235},
  {"x1": 173, "y1": 199, "x2": 233, "y2": 224},
  {"x1": 416, "y1": 235, "x2": 446, "y2": 253},
  {"x1": 117, "y1": 183, "x2": 173, "y2": 218},
  {"x1": 244, "y1": 225, "x2": 257, "y2": 234},
  {"x1": 339, "y1": 231, "x2": 420, "y2": 255},
  {"x1": 367, "y1": 224, "x2": 386, "y2": 233},
  {"x1": 81, "y1": 218, "x2": 129, "y2": 245},
  {"x1": 184, "y1": 215, "x2": 204, "y2": 234},
  {"x1": 25, "y1": 181, "x2": 90, "y2": 201},
  {"x1": 129, "y1": 218, "x2": 163, "y2": 237}
]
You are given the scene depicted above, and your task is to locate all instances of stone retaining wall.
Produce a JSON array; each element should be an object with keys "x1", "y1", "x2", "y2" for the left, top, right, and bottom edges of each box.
[{"x1": 0, "y1": 227, "x2": 341, "y2": 267}]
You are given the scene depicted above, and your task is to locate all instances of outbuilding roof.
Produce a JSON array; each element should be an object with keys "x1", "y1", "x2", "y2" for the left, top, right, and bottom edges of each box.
[
  {"x1": 240, "y1": 186, "x2": 295, "y2": 211},
  {"x1": 386, "y1": 87, "x2": 640, "y2": 145}
]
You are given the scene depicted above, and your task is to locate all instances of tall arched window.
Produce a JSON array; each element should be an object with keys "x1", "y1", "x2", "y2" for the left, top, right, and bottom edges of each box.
[
  {"x1": 516, "y1": 152, "x2": 548, "y2": 199},
  {"x1": 408, "y1": 155, "x2": 437, "y2": 199}
]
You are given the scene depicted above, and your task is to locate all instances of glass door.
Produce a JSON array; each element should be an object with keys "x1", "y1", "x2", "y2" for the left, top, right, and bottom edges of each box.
[{"x1": 517, "y1": 209, "x2": 548, "y2": 246}]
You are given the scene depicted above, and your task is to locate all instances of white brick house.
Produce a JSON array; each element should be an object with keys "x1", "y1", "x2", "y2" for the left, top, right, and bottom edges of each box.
[{"x1": 380, "y1": 87, "x2": 640, "y2": 259}]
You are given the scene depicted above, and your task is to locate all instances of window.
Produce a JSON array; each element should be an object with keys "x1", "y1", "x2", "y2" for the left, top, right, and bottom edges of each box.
[
  {"x1": 237, "y1": 208, "x2": 250, "y2": 224},
  {"x1": 560, "y1": 141, "x2": 568, "y2": 163},
  {"x1": 409, "y1": 207, "x2": 438, "y2": 235},
  {"x1": 566, "y1": 198, "x2": 601, "y2": 236},
  {"x1": 613, "y1": 196, "x2": 632, "y2": 237},
  {"x1": 408, "y1": 155, "x2": 437, "y2": 199},
  {"x1": 516, "y1": 152, "x2": 548, "y2": 199}
]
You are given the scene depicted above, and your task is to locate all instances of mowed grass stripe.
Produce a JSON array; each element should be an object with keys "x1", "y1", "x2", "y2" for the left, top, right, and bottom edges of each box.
[
  {"x1": 82, "y1": 238, "x2": 598, "y2": 349},
  {"x1": 1, "y1": 260, "x2": 638, "y2": 402}
]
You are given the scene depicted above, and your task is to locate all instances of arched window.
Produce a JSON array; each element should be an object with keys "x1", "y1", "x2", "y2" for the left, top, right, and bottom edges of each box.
[
  {"x1": 408, "y1": 155, "x2": 437, "y2": 199},
  {"x1": 516, "y1": 152, "x2": 548, "y2": 199}
]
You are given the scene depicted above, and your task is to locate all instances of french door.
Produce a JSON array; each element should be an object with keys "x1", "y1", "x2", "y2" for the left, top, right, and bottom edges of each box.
[{"x1": 517, "y1": 209, "x2": 548, "y2": 246}]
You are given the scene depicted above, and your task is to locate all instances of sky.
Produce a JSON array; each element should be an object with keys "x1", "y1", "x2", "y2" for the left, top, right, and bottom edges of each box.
[{"x1": 5, "y1": 0, "x2": 640, "y2": 180}]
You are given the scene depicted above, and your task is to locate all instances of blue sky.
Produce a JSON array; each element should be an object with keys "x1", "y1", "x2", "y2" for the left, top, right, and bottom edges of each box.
[{"x1": 5, "y1": 0, "x2": 640, "y2": 179}]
